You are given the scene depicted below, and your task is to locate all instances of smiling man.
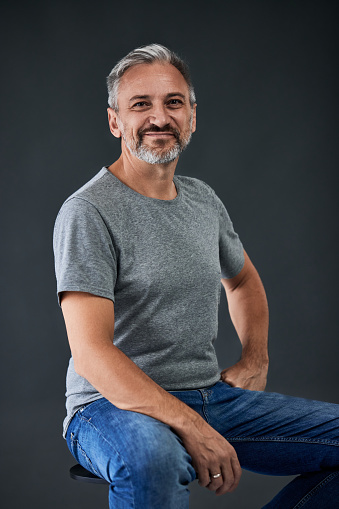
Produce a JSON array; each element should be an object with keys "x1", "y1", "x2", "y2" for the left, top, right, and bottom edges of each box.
[
  {"x1": 111, "y1": 64, "x2": 194, "y2": 165},
  {"x1": 106, "y1": 59, "x2": 196, "y2": 197},
  {"x1": 53, "y1": 44, "x2": 339, "y2": 508}
]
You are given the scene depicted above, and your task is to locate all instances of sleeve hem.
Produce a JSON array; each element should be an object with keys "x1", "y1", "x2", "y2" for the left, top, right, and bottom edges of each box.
[
  {"x1": 220, "y1": 252, "x2": 245, "y2": 279},
  {"x1": 57, "y1": 286, "x2": 115, "y2": 307}
]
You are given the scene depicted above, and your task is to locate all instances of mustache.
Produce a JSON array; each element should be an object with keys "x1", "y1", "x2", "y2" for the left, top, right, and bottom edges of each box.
[{"x1": 138, "y1": 124, "x2": 180, "y2": 140}]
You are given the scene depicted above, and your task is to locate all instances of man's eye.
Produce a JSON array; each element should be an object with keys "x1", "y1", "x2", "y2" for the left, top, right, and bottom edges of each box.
[
  {"x1": 168, "y1": 99, "x2": 183, "y2": 106},
  {"x1": 133, "y1": 102, "x2": 148, "y2": 108}
]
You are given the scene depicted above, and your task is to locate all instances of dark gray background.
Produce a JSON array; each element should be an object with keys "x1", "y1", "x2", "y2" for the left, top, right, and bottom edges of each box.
[{"x1": 1, "y1": 1, "x2": 338, "y2": 508}]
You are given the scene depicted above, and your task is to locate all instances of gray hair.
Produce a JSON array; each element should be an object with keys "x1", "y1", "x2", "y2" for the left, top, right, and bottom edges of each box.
[{"x1": 107, "y1": 44, "x2": 196, "y2": 111}]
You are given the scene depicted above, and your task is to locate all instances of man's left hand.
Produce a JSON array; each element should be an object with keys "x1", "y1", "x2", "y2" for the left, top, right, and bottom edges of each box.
[{"x1": 220, "y1": 360, "x2": 268, "y2": 391}]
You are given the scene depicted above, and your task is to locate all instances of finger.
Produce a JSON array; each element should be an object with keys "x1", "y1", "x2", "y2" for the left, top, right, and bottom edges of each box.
[
  {"x1": 216, "y1": 457, "x2": 241, "y2": 496},
  {"x1": 208, "y1": 460, "x2": 234, "y2": 496},
  {"x1": 197, "y1": 468, "x2": 212, "y2": 488},
  {"x1": 220, "y1": 374, "x2": 236, "y2": 387},
  {"x1": 214, "y1": 467, "x2": 233, "y2": 495},
  {"x1": 206, "y1": 470, "x2": 224, "y2": 491},
  {"x1": 229, "y1": 456, "x2": 242, "y2": 492}
]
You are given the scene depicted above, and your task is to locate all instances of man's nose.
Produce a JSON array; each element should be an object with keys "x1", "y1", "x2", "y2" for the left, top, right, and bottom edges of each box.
[{"x1": 148, "y1": 104, "x2": 171, "y2": 128}]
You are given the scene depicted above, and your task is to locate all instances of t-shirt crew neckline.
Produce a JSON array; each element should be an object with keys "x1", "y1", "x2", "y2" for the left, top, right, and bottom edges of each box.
[{"x1": 103, "y1": 166, "x2": 181, "y2": 205}]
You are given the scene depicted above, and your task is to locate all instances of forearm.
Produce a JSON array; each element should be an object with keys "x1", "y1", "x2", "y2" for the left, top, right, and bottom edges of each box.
[
  {"x1": 226, "y1": 274, "x2": 269, "y2": 366},
  {"x1": 75, "y1": 339, "x2": 203, "y2": 437},
  {"x1": 222, "y1": 252, "x2": 269, "y2": 390}
]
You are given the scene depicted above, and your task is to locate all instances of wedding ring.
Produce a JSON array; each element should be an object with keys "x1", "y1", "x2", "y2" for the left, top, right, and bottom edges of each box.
[{"x1": 211, "y1": 473, "x2": 222, "y2": 479}]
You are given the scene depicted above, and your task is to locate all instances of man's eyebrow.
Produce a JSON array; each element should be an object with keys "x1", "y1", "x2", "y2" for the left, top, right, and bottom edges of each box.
[
  {"x1": 166, "y1": 93, "x2": 186, "y2": 100},
  {"x1": 129, "y1": 95, "x2": 150, "y2": 103},
  {"x1": 129, "y1": 93, "x2": 187, "y2": 103}
]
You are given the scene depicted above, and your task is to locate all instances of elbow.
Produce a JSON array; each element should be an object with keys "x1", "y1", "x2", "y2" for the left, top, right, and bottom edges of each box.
[{"x1": 72, "y1": 355, "x2": 88, "y2": 379}]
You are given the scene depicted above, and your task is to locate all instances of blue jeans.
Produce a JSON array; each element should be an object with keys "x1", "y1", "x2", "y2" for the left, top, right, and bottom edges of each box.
[{"x1": 66, "y1": 381, "x2": 339, "y2": 508}]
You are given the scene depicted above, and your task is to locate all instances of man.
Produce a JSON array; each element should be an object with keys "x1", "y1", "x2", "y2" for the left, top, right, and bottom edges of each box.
[{"x1": 53, "y1": 44, "x2": 339, "y2": 508}]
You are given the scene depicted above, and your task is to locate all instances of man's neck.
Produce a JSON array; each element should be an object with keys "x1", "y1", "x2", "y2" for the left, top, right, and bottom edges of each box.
[{"x1": 108, "y1": 151, "x2": 178, "y2": 201}]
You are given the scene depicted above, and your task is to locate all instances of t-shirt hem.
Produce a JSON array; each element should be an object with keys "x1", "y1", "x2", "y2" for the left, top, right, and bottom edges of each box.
[
  {"x1": 62, "y1": 373, "x2": 222, "y2": 438},
  {"x1": 62, "y1": 394, "x2": 105, "y2": 438},
  {"x1": 165, "y1": 373, "x2": 221, "y2": 391}
]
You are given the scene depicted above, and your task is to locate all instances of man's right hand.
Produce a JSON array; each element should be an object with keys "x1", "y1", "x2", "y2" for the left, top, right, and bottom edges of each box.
[{"x1": 179, "y1": 417, "x2": 242, "y2": 496}]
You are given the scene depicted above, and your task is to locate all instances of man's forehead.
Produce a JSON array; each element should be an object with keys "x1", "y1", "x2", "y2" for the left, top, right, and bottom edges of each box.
[{"x1": 118, "y1": 62, "x2": 190, "y2": 99}]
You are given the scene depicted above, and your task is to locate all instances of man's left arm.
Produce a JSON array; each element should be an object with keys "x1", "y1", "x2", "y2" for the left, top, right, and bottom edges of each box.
[{"x1": 220, "y1": 250, "x2": 269, "y2": 391}]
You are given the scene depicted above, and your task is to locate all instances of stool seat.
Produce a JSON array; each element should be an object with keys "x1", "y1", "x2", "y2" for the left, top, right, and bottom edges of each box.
[{"x1": 69, "y1": 463, "x2": 108, "y2": 484}]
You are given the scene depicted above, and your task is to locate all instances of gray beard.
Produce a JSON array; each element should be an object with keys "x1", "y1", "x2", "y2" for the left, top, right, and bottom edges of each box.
[
  {"x1": 125, "y1": 139, "x2": 185, "y2": 164},
  {"x1": 119, "y1": 114, "x2": 193, "y2": 165},
  {"x1": 122, "y1": 133, "x2": 192, "y2": 164}
]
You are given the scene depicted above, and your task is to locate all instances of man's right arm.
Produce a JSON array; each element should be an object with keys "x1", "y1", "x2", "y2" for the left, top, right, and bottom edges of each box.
[{"x1": 60, "y1": 290, "x2": 242, "y2": 495}]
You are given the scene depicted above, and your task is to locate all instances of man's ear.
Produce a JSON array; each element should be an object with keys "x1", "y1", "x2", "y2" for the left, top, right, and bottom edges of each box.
[
  {"x1": 107, "y1": 108, "x2": 122, "y2": 138},
  {"x1": 191, "y1": 103, "x2": 197, "y2": 134}
]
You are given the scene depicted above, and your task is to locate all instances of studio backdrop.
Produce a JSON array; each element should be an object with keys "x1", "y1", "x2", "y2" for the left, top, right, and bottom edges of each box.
[{"x1": 1, "y1": 1, "x2": 338, "y2": 508}]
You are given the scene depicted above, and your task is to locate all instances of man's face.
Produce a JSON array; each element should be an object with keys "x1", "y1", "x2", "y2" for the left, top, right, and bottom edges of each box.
[{"x1": 109, "y1": 62, "x2": 197, "y2": 164}]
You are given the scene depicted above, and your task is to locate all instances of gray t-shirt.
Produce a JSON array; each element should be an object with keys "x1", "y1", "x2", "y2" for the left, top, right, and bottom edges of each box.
[{"x1": 53, "y1": 167, "x2": 244, "y2": 437}]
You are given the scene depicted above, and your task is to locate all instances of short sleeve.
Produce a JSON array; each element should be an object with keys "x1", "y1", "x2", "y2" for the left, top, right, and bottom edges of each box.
[
  {"x1": 53, "y1": 197, "x2": 117, "y2": 306},
  {"x1": 214, "y1": 193, "x2": 244, "y2": 279}
]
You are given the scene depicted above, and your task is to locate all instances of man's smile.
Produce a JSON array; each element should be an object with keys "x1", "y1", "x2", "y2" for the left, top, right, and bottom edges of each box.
[{"x1": 144, "y1": 133, "x2": 175, "y2": 138}]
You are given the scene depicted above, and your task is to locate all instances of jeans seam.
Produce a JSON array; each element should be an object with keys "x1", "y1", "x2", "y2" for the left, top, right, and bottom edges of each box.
[
  {"x1": 292, "y1": 470, "x2": 339, "y2": 508},
  {"x1": 71, "y1": 435, "x2": 102, "y2": 478},
  {"x1": 78, "y1": 414, "x2": 135, "y2": 508},
  {"x1": 225, "y1": 436, "x2": 339, "y2": 446},
  {"x1": 198, "y1": 390, "x2": 210, "y2": 424}
]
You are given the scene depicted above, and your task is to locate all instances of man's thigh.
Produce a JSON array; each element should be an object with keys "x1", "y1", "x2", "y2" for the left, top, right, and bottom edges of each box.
[
  {"x1": 66, "y1": 398, "x2": 196, "y2": 485},
  {"x1": 211, "y1": 381, "x2": 339, "y2": 475},
  {"x1": 171, "y1": 381, "x2": 339, "y2": 476}
]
